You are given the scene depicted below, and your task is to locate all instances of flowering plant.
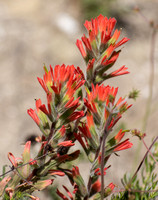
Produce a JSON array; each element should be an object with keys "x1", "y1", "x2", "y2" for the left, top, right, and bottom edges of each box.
[{"x1": 0, "y1": 14, "x2": 157, "y2": 200}]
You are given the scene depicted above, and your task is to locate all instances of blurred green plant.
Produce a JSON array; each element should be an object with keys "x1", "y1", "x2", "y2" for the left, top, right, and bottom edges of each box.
[
  {"x1": 111, "y1": 140, "x2": 158, "y2": 200},
  {"x1": 80, "y1": 0, "x2": 116, "y2": 21},
  {"x1": 47, "y1": 185, "x2": 61, "y2": 200}
]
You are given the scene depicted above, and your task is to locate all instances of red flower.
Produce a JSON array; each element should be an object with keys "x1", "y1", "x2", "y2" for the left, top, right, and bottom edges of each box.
[
  {"x1": 76, "y1": 39, "x2": 87, "y2": 58},
  {"x1": 37, "y1": 66, "x2": 52, "y2": 94},
  {"x1": 36, "y1": 94, "x2": 52, "y2": 119},
  {"x1": 65, "y1": 68, "x2": 85, "y2": 100},
  {"x1": 67, "y1": 110, "x2": 84, "y2": 122},
  {"x1": 27, "y1": 195, "x2": 40, "y2": 200},
  {"x1": 109, "y1": 65, "x2": 129, "y2": 77},
  {"x1": 28, "y1": 99, "x2": 50, "y2": 132},
  {"x1": 94, "y1": 167, "x2": 108, "y2": 176},
  {"x1": 78, "y1": 120, "x2": 98, "y2": 150},
  {"x1": 77, "y1": 15, "x2": 129, "y2": 84},
  {"x1": 38, "y1": 65, "x2": 85, "y2": 104},
  {"x1": 72, "y1": 166, "x2": 80, "y2": 178},
  {"x1": 86, "y1": 84, "x2": 118, "y2": 106},
  {"x1": 64, "y1": 97, "x2": 80, "y2": 110},
  {"x1": 114, "y1": 139, "x2": 133, "y2": 152},
  {"x1": 49, "y1": 170, "x2": 65, "y2": 176},
  {"x1": 72, "y1": 166, "x2": 87, "y2": 197},
  {"x1": 58, "y1": 140, "x2": 75, "y2": 147},
  {"x1": 63, "y1": 186, "x2": 74, "y2": 200},
  {"x1": 81, "y1": 34, "x2": 92, "y2": 52},
  {"x1": 56, "y1": 189, "x2": 69, "y2": 200},
  {"x1": 78, "y1": 123, "x2": 92, "y2": 139},
  {"x1": 52, "y1": 125, "x2": 66, "y2": 142},
  {"x1": 115, "y1": 97, "x2": 132, "y2": 114},
  {"x1": 56, "y1": 97, "x2": 84, "y2": 128},
  {"x1": 101, "y1": 50, "x2": 119, "y2": 65},
  {"x1": 77, "y1": 15, "x2": 129, "y2": 57},
  {"x1": 107, "y1": 182, "x2": 115, "y2": 191},
  {"x1": 57, "y1": 185, "x2": 74, "y2": 200},
  {"x1": 114, "y1": 129, "x2": 125, "y2": 143},
  {"x1": 27, "y1": 108, "x2": 40, "y2": 126},
  {"x1": 59, "y1": 97, "x2": 84, "y2": 124},
  {"x1": 37, "y1": 77, "x2": 48, "y2": 93},
  {"x1": 29, "y1": 159, "x2": 37, "y2": 166},
  {"x1": 115, "y1": 37, "x2": 129, "y2": 48},
  {"x1": 59, "y1": 125, "x2": 66, "y2": 136},
  {"x1": 39, "y1": 104, "x2": 49, "y2": 116},
  {"x1": 8, "y1": 152, "x2": 19, "y2": 168},
  {"x1": 74, "y1": 132, "x2": 88, "y2": 151},
  {"x1": 34, "y1": 179, "x2": 54, "y2": 190},
  {"x1": 27, "y1": 99, "x2": 46, "y2": 126},
  {"x1": 5, "y1": 188, "x2": 14, "y2": 199},
  {"x1": 87, "y1": 58, "x2": 95, "y2": 80},
  {"x1": 45, "y1": 93, "x2": 52, "y2": 114},
  {"x1": 90, "y1": 180, "x2": 101, "y2": 196},
  {"x1": 104, "y1": 182, "x2": 115, "y2": 197},
  {"x1": 83, "y1": 84, "x2": 132, "y2": 143},
  {"x1": 85, "y1": 84, "x2": 131, "y2": 118},
  {"x1": 84, "y1": 15, "x2": 116, "y2": 41},
  {"x1": 0, "y1": 177, "x2": 12, "y2": 197},
  {"x1": 84, "y1": 84, "x2": 118, "y2": 118}
]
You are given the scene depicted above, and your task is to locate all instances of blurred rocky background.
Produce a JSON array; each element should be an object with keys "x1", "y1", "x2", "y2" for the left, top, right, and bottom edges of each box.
[{"x1": 0, "y1": 0, "x2": 158, "y2": 199}]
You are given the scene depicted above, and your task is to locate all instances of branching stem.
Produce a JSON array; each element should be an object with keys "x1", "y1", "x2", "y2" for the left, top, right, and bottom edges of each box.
[{"x1": 142, "y1": 137, "x2": 158, "y2": 165}]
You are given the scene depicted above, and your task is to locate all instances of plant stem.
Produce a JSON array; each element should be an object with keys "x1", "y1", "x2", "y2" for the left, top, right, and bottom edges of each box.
[
  {"x1": 142, "y1": 27, "x2": 157, "y2": 132},
  {"x1": 133, "y1": 7, "x2": 158, "y2": 174},
  {"x1": 100, "y1": 131, "x2": 107, "y2": 200},
  {"x1": 134, "y1": 26, "x2": 157, "y2": 175},
  {"x1": 101, "y1": 114, "x2": 112, "y2": 200},
  {"x1": 127, "y1": 136, "x2": 158, "y2": 188},
  {"x1": 142, "y1": 138, "x2": 158, "y2": 165}
]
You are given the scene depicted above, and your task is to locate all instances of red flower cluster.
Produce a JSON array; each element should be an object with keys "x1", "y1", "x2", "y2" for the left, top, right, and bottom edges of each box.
[
  {"x1": 26, "y1": 15, "x2": 133, "y2": 200},
  {"x1": 80, "y1": 84, "x2": 132, "y2": 148},
  {"x1": 28, "y1": 64, "x2": 85, "y2": 134},
  {"x1": 0, "y1": 14, "x2": 134, "y2": 200},
  {"x1": 76, "y1": 14, "x2": 129, "y2": 85}
]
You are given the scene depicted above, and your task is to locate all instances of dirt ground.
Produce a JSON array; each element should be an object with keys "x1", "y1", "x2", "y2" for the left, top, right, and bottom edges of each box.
[{"x1": 0, "y1": 0, "x2": 158, "y2": 199}]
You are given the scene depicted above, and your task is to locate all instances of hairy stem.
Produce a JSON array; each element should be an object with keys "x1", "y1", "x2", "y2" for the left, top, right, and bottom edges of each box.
[
  {"x1": 100, "y1": 131, "x2": 107, "y2": 200},
  {"x1": 101, "y1": 114, "x2": 112, "y2": 200}
]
